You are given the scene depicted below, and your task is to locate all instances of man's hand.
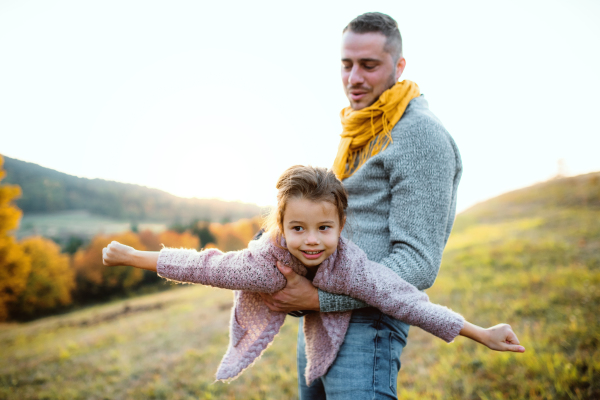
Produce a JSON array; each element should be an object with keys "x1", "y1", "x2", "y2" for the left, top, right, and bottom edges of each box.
[{"x1": 260, "y1": 261, "x2": 320, "y2": 313}]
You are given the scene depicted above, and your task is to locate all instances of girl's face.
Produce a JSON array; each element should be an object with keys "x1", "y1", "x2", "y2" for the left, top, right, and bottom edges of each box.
[{"x1": 282, "y1": 197, "x2": 345, "y2": 268}]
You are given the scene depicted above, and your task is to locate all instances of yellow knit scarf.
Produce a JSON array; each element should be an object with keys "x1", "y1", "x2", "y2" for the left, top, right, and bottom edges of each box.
[{"x1": 332, "y1": 80, "x2": 421, "y2": 180}]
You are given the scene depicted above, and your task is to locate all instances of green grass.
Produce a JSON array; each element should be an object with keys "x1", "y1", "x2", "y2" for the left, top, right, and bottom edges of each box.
[{"x1": 2, "y1": 173, "x2": 599, "y2": 399}]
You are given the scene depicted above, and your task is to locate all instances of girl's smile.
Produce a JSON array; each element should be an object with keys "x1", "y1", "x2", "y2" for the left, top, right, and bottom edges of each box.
[{"x1": 300, "y1": 250, "x2": 325, "y2": 260}]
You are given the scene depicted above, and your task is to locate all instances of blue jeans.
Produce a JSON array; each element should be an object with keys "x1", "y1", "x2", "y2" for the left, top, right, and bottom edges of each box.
[{"x1": 297, "y1": 307, "x2": 410, "y2": 400}]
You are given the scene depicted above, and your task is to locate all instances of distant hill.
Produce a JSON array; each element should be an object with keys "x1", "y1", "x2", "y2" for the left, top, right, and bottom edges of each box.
[{"x1": 2, "y1": 156, "x2": 262, "y2": 224}]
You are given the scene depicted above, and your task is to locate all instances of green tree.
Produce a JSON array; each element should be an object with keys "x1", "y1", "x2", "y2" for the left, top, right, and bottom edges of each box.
[{"x1": 191, "y1": 220, "x2": 216, "y2": 248}]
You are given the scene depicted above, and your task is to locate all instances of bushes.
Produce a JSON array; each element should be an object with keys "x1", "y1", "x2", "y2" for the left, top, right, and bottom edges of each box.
[
  {"x1": 10, "y1": 237, "x2": 75, "y2": 318},
  {"x1": 72, "y1": 232, "x2": 147, "y2": 299}
]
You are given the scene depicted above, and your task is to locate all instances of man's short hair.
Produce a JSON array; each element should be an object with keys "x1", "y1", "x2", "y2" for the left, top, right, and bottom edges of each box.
[{"x1": 343, "y1": 12, "x2": 403, "y2": 62}]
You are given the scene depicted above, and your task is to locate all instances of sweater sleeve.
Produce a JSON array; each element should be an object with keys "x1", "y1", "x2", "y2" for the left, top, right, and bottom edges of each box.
[
  {"x1": 315, "y1": 240, "x2": 465, "y2": 343},
  {"x1": 318, "y1": 289, "x2": 368, "y2": 312},
  {"x1": 319, "y1": 119, "x2": 461, "y2": 312},
  {"x1": 156, "y1": 239, "x2": 286, "y2": 293}
]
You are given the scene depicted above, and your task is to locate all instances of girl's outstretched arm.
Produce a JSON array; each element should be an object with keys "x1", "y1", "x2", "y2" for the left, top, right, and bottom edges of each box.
[
  {"x1": 102, "y1": 239, "x2": 287, "y2": 293},
  {"x1": 316, "y1": 238, "x2": 526, "y2": 353},
  {"x1": 460, "y1": 321, "x2": 525, "y2": 352},
  {"x1": 103, "y1": 241, "x2": 158, "y2": 271}
]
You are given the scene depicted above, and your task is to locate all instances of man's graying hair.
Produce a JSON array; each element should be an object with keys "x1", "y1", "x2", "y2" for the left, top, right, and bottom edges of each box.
[{"x1": 343, "y1": 12, "x2": 403, "y2": 62}]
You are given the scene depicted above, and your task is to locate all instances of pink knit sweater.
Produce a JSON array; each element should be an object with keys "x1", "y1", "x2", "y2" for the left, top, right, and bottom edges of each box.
[{"x1": 156, "y1": 234, "x2": 465, "y2": 386}]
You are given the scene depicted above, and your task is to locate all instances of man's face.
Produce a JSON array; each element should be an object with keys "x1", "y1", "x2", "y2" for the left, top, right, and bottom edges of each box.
[{"x1": 341, "y1": 31, "x2": 406, "y2": 110}]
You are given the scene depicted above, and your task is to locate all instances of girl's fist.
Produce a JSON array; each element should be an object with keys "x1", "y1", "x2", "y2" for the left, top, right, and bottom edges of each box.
[{"x1": 102, "y1": 241, "x2": 135, "y2": 267}]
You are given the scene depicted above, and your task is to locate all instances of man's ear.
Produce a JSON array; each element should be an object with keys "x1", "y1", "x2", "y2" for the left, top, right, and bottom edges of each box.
[{"x1": 395, "y1": 57, "x2": 406, "y2": 81}]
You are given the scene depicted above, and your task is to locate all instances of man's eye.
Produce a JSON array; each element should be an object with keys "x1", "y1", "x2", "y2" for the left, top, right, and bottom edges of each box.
[
  {"x1": 364, "y1": 64, "x2": 376, "y2": 70},
  {"x1": 342, "y1": 63, "x2": 351, "y2": 70}
]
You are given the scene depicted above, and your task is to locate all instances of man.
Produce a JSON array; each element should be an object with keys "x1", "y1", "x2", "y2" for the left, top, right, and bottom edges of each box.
[{"x1": 260, "y1": 12, "x2": 462, "y2": 399}]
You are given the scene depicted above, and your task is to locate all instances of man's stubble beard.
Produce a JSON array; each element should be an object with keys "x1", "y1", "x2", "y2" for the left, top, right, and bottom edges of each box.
[{"x1": 352, "y1": 71, "x2": 398, "y2": 110}]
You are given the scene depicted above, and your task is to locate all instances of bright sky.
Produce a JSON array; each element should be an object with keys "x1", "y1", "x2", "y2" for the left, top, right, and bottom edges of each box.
[{"x1": 1, "y1": 0, "x2": 599, "y2": 212}]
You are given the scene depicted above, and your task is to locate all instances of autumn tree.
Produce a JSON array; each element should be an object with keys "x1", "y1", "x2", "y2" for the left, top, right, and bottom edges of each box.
[
  {"x1": 168, "y1": 219, "x2": 216, "y2": 248},
  {"x1": 158, "y1": 230, "x2": 199, "y2": 249},
  {"x1": 209, "y1": 217, "x2": 262, "y2": 252},
  {"x1": 73, "y1": 231, "x2": 146, "y2": 299},
  {"x1": 138, "y1": 229, "x2": 162, "y2": 251},
  {"x1": 0, "y1": 155, "x2": 31, "y2": 321},
  {"x1": 10, "y1": 236, "x2": 75, "y2": 319}
]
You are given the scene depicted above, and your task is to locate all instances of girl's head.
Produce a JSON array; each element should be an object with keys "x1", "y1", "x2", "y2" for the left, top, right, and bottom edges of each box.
[{"x1": 265, "y1": 165, "x2": 348, "y2": 267}]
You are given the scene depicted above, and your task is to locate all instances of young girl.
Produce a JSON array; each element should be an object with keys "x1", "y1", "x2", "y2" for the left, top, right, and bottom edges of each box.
[{"x1": 102, "y1": 165, "x2": 524, "y2": 387}]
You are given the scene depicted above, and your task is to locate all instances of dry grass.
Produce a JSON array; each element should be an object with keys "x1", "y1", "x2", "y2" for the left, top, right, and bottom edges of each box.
[{"x1": 0, "y1": 285, "x2": 300, "y2": 399}]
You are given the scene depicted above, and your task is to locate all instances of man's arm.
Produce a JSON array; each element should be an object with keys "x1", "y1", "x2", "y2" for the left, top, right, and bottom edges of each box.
[{"x1": 319, "y1": 122, "x2": 461, "y2": 312}]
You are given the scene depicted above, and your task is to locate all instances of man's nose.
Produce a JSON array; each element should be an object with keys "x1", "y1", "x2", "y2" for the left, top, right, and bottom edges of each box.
[{"x1": 348, "y1": 65, "x2": 364, "y2": 86}]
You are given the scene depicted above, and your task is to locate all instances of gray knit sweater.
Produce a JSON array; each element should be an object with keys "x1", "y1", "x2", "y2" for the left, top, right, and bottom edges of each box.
[{"x1": 319, "y1": 95, "x2": 462, "y2": 312}]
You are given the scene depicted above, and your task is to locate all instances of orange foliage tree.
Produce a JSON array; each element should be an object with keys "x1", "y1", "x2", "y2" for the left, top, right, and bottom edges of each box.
[
  {"x1": 138, "y1": 229, "x2": 162, "y2": 251},
  {"x1": 0, "y1": 155, "x2": 31, "y2": 321},
  {"x1": 10, "y1": 236, "x2": 75, "y2": 318},
  {"x1": 158, "y1": 230, "x2": 199, "y2": 249},
  {"x1": 73, "y1": 231, "x2": 146, "y2": 297},
  {"x1": 209, "y1": 217, "x2": 262, "y2": 252}
]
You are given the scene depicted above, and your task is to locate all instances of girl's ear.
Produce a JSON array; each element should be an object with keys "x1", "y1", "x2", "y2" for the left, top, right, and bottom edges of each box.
[{"x1": 340, "y1": 215, "x2": 346, "y2": 235}]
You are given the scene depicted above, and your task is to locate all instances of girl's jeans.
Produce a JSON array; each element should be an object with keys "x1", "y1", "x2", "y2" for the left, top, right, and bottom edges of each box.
[{"x1": 297, "y1": 307, "x2": 410, "y2": 400}]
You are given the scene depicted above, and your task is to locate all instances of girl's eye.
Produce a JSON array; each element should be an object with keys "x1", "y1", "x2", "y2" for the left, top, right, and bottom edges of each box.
[
  {"x1": 293, "y1": 226, "x2": 304, "y2": 232},
  {"x1": 319, "y1": 226, "x2": 331, "y2": 231}
]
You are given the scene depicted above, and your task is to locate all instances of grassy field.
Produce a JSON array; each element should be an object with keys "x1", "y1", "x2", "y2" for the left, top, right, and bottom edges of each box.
[
  {"x1": 0, "y1": 285, "x2": 300, "y2": 400},
  {"x1": 1, "y1": 173, "x2": 599, "y2": 399}
]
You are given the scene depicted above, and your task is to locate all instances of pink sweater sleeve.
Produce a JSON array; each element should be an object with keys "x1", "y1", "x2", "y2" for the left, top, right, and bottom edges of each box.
[
  {"x1": 156, "y1": 237, "x2": 286, "y2": 293},
  {"x1": 315, "y1": 238, "x2": 465, "y2": 343}
]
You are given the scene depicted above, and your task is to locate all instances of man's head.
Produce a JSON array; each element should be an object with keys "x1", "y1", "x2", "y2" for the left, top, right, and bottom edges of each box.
[{"x1": 341, "y1": 12, "x2": 406, "y2": 110}]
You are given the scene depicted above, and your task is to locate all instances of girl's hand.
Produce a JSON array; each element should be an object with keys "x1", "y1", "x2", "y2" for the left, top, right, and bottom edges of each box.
[
  {"x1": 102, "y1": 241, "x2": 136, "y2": 267},
  {"x1": 482, "y1": 323, "x2": 525, "y2": 353}
]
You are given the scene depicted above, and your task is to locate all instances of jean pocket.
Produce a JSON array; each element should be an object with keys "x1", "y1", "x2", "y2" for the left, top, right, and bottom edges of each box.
[{"x1": 389, "y1": 331, "x2": 405, "y2": 393}]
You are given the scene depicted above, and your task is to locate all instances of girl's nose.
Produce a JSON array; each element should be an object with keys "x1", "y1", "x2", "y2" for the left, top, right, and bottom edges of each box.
[{"x1": 305, "y1": 232, "x2": 320, "y2": 245}]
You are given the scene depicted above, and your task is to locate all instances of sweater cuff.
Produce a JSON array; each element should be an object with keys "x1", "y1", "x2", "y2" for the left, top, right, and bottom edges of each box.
[
  {"x1": 318, "y1": 289, "x2": 369, "y2": 313},
  {"x1": 441, "y1": 313, "x2": 466, "y2": 343},
  {"x1": 156, "y1": 248, "x2": 198, "y2": 284}
]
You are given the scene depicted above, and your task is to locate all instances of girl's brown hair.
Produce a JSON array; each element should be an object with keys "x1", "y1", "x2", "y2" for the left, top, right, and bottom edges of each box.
[{"x1": 263, "y1": 165, "x2": 348, "y2": 245}]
